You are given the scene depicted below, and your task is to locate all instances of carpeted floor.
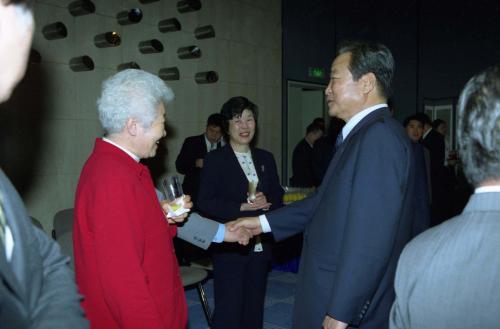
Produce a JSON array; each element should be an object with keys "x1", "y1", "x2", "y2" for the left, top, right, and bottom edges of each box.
[{"x1": 185, "y1": 270, "x2": 297, "y2": 329}]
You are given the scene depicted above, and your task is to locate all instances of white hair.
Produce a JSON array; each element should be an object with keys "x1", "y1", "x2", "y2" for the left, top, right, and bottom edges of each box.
[{"x1": 97, "y1": 69, "x2": 174, "y2": 134}]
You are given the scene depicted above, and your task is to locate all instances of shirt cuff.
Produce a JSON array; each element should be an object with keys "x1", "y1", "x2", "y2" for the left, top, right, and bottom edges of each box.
[
  {"x1": 213, "y1": 223, "x2": 225, "y2": 243},
  {"x1": 259, "y1": 215, "x2": 272, "y2": 233}
]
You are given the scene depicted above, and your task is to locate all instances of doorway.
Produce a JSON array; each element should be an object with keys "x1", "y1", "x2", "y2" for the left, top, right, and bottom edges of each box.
[{"x1": 283, "y1": 80, "x2": 327, "y2": 185}]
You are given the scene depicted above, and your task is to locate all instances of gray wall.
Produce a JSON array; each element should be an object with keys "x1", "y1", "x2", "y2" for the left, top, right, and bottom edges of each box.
[{"x1": 0, "y1": 0, "x2": 282, "y2": 231}]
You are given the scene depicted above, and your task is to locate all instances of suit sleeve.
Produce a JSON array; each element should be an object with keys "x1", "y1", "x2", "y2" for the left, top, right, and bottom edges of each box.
[
  {"x1": 327, "y1": 126, "x2": 410, "y2": 325},
  {"x1": 198, "y1": 153, "x2": 244, "y2": 221},
  {"x1": 177, "y1": 213, "x2": 219, "y2": 249},
  {"x1": 154, "y1": 188, "x2": 218, "y2": 248},
  {"x1": 175, "y1": 138, "x2": 197, "y2": 175},
  {"x1": 30, "y1": 227, "x2": 89, "y2": 329},
  {"x1": 267, "y1": 189, "x2": 320, "y2": 241},
  {"x1": 90, "y1": 179, "x2": 165, "y2": 329}
]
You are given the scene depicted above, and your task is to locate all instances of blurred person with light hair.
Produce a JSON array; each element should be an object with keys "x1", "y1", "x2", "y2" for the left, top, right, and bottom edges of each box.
[{"x1": 391, "y1": 64, "x2": 500, "y2": 329}]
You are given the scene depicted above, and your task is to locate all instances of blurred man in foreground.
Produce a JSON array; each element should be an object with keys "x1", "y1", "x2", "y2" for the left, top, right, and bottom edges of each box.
[
  {"x1": 390, "y1": 64, "x2": 500, "y2": 329},
  {"x1": 0, "y1": 1, "x2": 88, "y2": 327}
]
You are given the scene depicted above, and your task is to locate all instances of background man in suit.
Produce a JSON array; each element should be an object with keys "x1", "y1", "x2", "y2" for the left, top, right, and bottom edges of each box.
[
  {"x1": 176, "y1": 113, "x2": 224, "y2": 207},
  {"x1": 416, "y1": 112, "x2": 446, "y2": 226},
  {"x1": 230, "y1": 41, "x2": 416, "y2": 329},
  {"x1": 0, "y1": 0, "x2": 89, "y2": 327},
  {"x1": 390, "y1": 64, "x2": 500, "y2": 329},
  {"x1": 289, "y1": 121, "x2": 324, "y2": 187}
]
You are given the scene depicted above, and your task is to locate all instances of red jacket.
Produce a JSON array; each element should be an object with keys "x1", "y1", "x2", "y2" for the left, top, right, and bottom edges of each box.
[{"x1": 74, "y1": 138, "x2": 187, "y2": 329}]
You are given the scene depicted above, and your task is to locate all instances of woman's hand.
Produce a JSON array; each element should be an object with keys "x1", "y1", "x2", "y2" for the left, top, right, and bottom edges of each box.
[{"x1": 240, "y1": 192, "x2": 272, "y2": 211}]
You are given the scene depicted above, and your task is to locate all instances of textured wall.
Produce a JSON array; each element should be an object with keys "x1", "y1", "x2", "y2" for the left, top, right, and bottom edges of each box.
[{"x1": 0, "y1": 0, "x2": 282, "y2": 231}]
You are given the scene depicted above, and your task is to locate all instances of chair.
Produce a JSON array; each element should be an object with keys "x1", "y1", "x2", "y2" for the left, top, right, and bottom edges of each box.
[
  {"x1": 180, "y1": 266, "x2": 212, "y2": 328},
  {"x1": 190, "y1": 257, "x2": 214, "y2": 272},
  {"x1": 52, "y1": 208, "x2": 75, "y2": 269},
  {"x1": 29, "y1": 216, "x2": 44, "y2": 230}
]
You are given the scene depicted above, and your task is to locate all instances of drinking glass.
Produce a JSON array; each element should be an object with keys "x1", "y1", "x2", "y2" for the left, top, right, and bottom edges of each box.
[
  {"x1": 248, "y1": 180, "x2": 257, "y2": 202},
  {"x1": 161, "y1": 176, "x2": 185, "y2": 214}
]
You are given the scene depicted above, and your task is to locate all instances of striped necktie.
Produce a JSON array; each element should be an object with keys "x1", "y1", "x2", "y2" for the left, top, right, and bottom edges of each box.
[{"x1": 0, "y1": 192, "x2": 7, "y2": 245}]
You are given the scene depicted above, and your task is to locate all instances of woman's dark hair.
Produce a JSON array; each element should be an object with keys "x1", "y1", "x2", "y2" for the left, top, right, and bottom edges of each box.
[{"x1": 220, "y1": 96, "x2": 258, "y2": 144}]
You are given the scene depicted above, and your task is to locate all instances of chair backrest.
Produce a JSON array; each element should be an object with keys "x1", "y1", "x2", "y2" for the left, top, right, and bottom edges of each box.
[
  {"x1": 52, "y1": 208, "x2": 75, "y2": 269},
  {"x1": 53, "y1": 208, "x2": 74, "y2": 238},
  {"x1": 57, "y1": 230, "x2": 75, "y2": 270},
  {"x1": 179, "y1": 266, "x2": 208, "y2": 287},
  {"x1": 29, "y1": 216, "x2": 44, "y2": 230}
]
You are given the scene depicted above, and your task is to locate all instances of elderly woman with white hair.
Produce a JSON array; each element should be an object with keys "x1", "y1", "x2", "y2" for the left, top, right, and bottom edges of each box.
[{"x1": 73, "y1": 69, "x2": 191, "y2": 329}]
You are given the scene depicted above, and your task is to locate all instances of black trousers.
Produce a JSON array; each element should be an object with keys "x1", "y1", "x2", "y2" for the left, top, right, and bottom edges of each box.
[{"x1": 212, "y1": 251, "x2": 270, "y2": 329}]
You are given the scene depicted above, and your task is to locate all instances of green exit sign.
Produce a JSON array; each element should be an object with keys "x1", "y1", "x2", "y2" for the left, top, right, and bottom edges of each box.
[{"x1": 308, "y1": 67, "x2": 325, "y2": 79}]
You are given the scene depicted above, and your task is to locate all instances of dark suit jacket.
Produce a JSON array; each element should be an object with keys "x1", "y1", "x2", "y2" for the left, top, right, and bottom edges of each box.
[
  {"x1": 0, "y1": 170, "x2": 88, "y2": 329},
  {"x1": 422, "y1": 129, "x2": 446, "y2": 224},
  {"x1": 290, "y1": 138, "x2": 315, "y2": 187},
  {"x1": 267, "y1": 108, "x2": 417, "y2": 329},
  {"x1": 411, "y1": 142, "x2": 431, "y2": 236},
  {"x1": 312, "y1": 134, "x2": 336, "y2": 186},
  {"x1": 175, "y1": 134, "x2": 208, "y2": 206},
  {"x1": 198, "y1": 144, "x2": 283, "y2": 257}
]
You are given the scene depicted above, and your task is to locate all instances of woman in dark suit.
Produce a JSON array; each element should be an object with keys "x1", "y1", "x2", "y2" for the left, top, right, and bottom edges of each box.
[{"x1": 198, "y1": 96, "x2": 283, "y2": 329}]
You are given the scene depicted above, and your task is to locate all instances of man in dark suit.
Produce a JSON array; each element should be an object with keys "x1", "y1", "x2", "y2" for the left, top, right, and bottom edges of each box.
[
  {"x1": 390, "y1": 65, "x2": 500, "y2": 329},
  {"x1": 290, "y1": 122, "x2": 324, "y2": 187},
  {"x1": 230, "y1": 41, "x2": 416, "y2": 329},
  {"x1": 416, "y1": 112, "x2": 446, "y2": 226},
  {"x1": 0, "y1": 0, "x2": 88, "y2": 327},
  {"x1": 176, "y1": 113, "x2": 224, "y2": 207}
]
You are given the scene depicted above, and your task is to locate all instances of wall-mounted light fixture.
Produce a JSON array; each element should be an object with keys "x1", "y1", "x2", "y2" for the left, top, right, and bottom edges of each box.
[
  {"x1": 177, "y1": 45, "x2": 201, "y2": 59},
  {"x1": 195, "y1": 71, "x2": 219, "y2": 84},
  {"x1": 177, "y1": 0, "x2": 201, "y2": 13},
  {"x1": 139, "y1": 39, "x2": 164, "y2": 54},
  {"x1": 42, "y1": 22, "x2": 68, "y2": 40},
  {"x1": 117, "y1": 62, "x2": 141, "y2": 71},
  {"x1": 69, "y1": 55, "x2": 94, "y2": 72},
  {"x1": 94, "y1": 32, "x2": 121, "y2": 48},
  {"x1": 158, "y1": 18, "x2": 181, "y2": 33},
  {"x1": 158, "y1": 67, "x2": 180, "y2": 81},
  {"x1": 68, "y1": 0, "x2": 95, "y2": 16},
  {"x1": 195, "y1": 25, "x2": 215, "y2": 39},
  {"x1": 117, "y1": 8, "x2": 143, "y2": 25}
]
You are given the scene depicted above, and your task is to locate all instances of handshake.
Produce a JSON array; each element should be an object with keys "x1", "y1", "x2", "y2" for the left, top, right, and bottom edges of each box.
[
  {"x1": 158, "y1": 194, "x2": 264, "y2": 246},
  {"x1": 223, "y1": 217, "x2": 263, "y2": 245}
]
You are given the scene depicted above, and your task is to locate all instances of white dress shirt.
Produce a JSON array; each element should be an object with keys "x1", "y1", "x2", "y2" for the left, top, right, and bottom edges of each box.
[
  {"x1": 4, "y1": 226, "x2": 14, "y2": 261},
  {"x1": 475, "y1": 185, "x2": 500, "y2": 193},
  {"x1": 102, "y1": 137, "x2": 140, "y2": 162}
]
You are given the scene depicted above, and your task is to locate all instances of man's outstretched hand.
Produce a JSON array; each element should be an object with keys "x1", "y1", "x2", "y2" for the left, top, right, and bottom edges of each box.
[
  {"x1": 227, "y1": 217, "x2": 263, "y2": 236},
  {"x1": 223, "y1": 225, "x2": 253, "y2": 245}
]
